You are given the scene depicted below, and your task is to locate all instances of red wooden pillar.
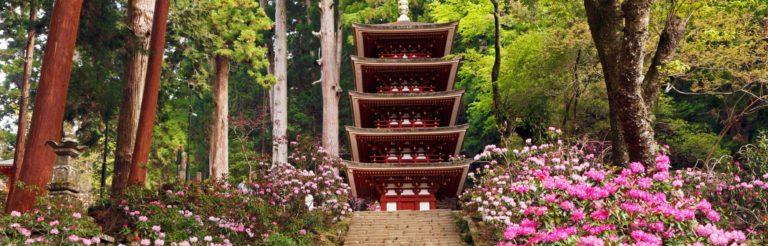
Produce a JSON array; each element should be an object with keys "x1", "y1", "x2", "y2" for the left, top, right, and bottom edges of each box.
[
  {"x1": 5, "y1": 0, "x2": 84, "y2": 213},
  {"x1": 127, "y1": 0, "x2": 170, "y2": 186}
]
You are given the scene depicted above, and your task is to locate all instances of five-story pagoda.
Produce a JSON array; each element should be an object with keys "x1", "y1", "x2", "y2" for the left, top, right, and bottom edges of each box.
[{"x1": 343, "y1": 0, "x2": 470, "y2": 211}]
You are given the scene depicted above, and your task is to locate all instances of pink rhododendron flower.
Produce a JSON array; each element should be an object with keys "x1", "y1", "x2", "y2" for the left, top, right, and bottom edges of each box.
[
  {"x1": 655, "y1": 155, "x2": 670, "y2": 172},
  {"x1": 629, "y1": 162, "x2": 645, "y2": 174},
  {"x1": 577, "y1": 236, "x2": 604, "y2": 246},
  {"x1": 68, "y1": 235, "x2": 81, "y2": 242}
]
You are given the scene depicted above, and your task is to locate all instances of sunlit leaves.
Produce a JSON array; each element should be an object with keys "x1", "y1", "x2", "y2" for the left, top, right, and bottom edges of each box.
[{"x1": 173, "y1": 0, "x2": 274, "y2": 87}]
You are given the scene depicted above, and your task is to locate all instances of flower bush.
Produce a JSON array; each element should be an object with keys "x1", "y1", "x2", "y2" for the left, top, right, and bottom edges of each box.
[
  {"x1": 1, "y1": 146, "x2": 352, "y2": 245},
  {"x1": 461, "y1": 129, "x2": 767, "y2": 245},
  {"x1": 676, "y1": 167, "x2": 768, "y2": 240},
  {"x1": 99, "y1": 150, "x2": 351, "y2": 245},
  {"x1": 0, "y1": 197, "x2": 102, "y2": 245}
]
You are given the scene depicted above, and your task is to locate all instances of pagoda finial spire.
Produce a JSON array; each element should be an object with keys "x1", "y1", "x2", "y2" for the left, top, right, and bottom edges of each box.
[{"x1": 397, "y1": 0, "x2": 410, "y2": 22}]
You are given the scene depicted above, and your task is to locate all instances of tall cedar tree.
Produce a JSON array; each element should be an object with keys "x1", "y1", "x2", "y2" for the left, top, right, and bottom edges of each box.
[
  {"x1": 173, "y1": 0, "x2": 272, "y2": 179},
  {"x1": 112, "y1": 0, "x2": 155, "y2": 195},
  {"x1": 127, "y1": 0, "x2": 170, "y2": 186},
  {"x1": 9, "y1": 0, "x2": 38, "y2": 195},
  {"x1": 319, "y1": 0, "x2": 340, "y2": 157},
  {"x1": 5, "y1": 0, "x2": 83, "y2": 213},
  {"x1": 271, "y1": 0, "x2": 288, "y2": 165}
]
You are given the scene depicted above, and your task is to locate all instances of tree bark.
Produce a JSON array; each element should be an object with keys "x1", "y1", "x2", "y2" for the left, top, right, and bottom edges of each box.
[
  {"x1": 271, "y1": 0, "x2": 288, "y2": 165},
  {"x1": 584, "y1": 0, "x2": 657, "y2": 165},
  {"x1": 127, "y1": 0, "x2": 170, "y2": 186},
  {"x1": 305, "y1": 0, "x2": 316, "y2": 58},
  {"x1": 9, "y1": 1, "x2": 38, "y2": 196},
  {"x1": 490, "y1": 0, "x2": 503, "y2": 131},
  {"x1": 584, "y1": 0, "x2": 629, "y2": 165},
  {"x1": 209, "y1": 55, "x2": 230, "y2": 180},
  {"x1": 5, "y1": 0, "x2": 83, "y2": 213},
  {"x1": 642, "y1": 12, "x2": 687, "y2": 111},
  {"x1": 614, "y1": 0, "x2": 656, "y2": 164},
  {"x1": 320, "y1": 0, "x2": 340, "y2": 157},
  {"x1": 112, "y1": 0, "x2": 155, "y2": 195}
]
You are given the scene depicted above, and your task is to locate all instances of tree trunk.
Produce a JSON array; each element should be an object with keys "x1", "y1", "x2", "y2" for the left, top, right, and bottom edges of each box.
[
  {"x1": 320, "y1": 0, "x2": 340, "y2": 157},
  {"x1": 606, "y1": 85, "x2": 630, "y2": 166},
  {"x1": 305, "y1": 0, "x2": 316, "y2": 58},
  {"x1": 584, "y1": 0, "x2": 629, "y2": 165},
  {"x1": 584, "y1": 0, "x2": 657, "y2": 165},
  {"x1": 9, "y1": 1, "x2": 38, "y2": 196},
  {"x1": 271, "y1": 0, "x2": 288, "y2": 165},
  {"x1": 490, "y1": 0, "x2": 503, "y2": 131},
  {"x1": 112, "y1": 0, "x2": 155, "y2": 195},
  {"x1": 5, "y1": 0, "x2": 84, "y2": 213},
  {"x1": 127, "y1": 0, "x2": 170, "y2": 186},
  {"x1": 642, "y1": 12, "x2": 687, "y2": 112},
  {"x1": 614, "y1": 0, "x2": 656, "y2": 164},
  {"x1": 562, "y1": 49, "x2": 582, "y2": 133},
  {"x1": 209, "y1": 55, "x2": 230, "y2": 180}
]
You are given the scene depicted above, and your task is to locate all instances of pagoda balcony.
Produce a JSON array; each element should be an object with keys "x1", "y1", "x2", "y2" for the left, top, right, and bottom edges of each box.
[
  {"x1": 350, "y1": 90, "x2": 464, "y2": 129},
  {"x1": 374, "y1": 118, "x2": 441, "y2": 128},
  {"x1": 343, "y1": 160, "x2": 472, "y2": 211},
  {"x1": 379, "y1": 52, "x2": 433, "y2": 59},
  {"x1": 366, "y1": 143, "x2": 449, "y2": 163},
  {"x1": 346, "y1": 125, "x2": 468, "y2": 164},
  {"x1": 351, "y1": 56, "x2": 460, "y2": 94},
  {"x1": 368, "y1": 153, "x2": 446, "y2": 164},
  {"x1": 375, "y1": 84, "x2": 436, "y2": 93}
]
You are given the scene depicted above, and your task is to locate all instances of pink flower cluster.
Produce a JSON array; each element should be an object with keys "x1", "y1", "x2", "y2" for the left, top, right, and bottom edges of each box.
[
  {"x1": 462, "y1": 130, "x2": 755, "y2": 245},
  {"x1": 116, "y1": 148, "x2": 352, "y2": 245},
  {"x1": 247, "y1": 160, "x2": 352, "y2": 218},
  {"x1": 1, "y1": 208, "x2": 102, "y2": 245}
]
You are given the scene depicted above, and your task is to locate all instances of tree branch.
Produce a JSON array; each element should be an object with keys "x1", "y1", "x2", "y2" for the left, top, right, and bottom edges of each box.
[{"x1": 642, "y1": 2, "x2": 688, "y2": 111}]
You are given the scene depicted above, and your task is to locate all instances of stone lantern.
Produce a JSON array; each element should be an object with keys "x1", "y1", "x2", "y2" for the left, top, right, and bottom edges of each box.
[{"x1": 46, "y1": 138, "x2": 92, "y2": 206}]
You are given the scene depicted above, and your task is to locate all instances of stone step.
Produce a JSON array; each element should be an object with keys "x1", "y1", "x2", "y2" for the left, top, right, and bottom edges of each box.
[{"x1": 344, "y1": 209, "x2": 463, "y2": 246}]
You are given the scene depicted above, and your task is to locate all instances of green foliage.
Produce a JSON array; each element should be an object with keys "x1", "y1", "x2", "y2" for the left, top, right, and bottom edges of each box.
[
  {"x1": 657, "y1": 119, "x2": 730, "y2": 167},
  {"x1": 173, "y1": 0, "x2": 273, "y2": 86},
  {"x1": 264, "y1": 233, "x2": 297, "y2": 245},
  {"x1": 738, "y1": 131, "x2": 768, "y2": 177}
]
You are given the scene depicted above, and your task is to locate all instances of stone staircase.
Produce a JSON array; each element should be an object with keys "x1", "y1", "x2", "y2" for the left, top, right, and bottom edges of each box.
[{"x1": 344, "y1": 209, "x2": 464, "y2": 245}]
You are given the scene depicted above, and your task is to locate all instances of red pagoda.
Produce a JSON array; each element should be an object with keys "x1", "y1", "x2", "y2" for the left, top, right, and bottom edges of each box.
[{"x1": 343, "y1": 1, "x2": 470, "y2": 211}]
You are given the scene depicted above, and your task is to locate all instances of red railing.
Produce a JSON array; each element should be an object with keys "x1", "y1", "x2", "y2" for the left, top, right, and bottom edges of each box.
[
  {"x1": 368, "y1": 153, "x2": 446, "y2": 163},
  {"x1": 375, "y1": 84, "x2": 436, "y2": 93},
  {"x1": 379, "y1": 52, "x2": 432, "y2": 59},
  {"x1": 374, "y1": 118, "x2": 440, "y2": 128}
]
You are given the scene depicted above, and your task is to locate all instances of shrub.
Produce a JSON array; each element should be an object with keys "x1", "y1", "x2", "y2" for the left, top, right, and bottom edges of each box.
[
  {"x1": 461, "y1": 129, "x2": 765, "y2": 245},
  {"x1": 0, "y1": 197, "x2": 103, "y2": 245},
  {"x1": 737, "y1": 131, "x2": 768, "y2": 178},
  {"x1": 101, "y1": 152, "x2": 351, "y2": 245},
  {"x1": 1, "y1": 146, "x2": 352, "y2": 245}
]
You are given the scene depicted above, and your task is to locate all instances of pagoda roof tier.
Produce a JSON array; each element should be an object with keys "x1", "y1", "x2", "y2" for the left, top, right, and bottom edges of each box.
[
  {"x1": 352, "y1": 22, "x2": 458, "y2": 58},
  {"x1": 351, "y1": 56, "x2": 461, "y2": 93},
  {"x1": 344, "y1": 159, "x2": 471, "y2": 199},
  {"x1": 346, "y1": 125, "x2": 468, "y2": 163},
  {"x1": 349, "y1": 90, "x2": 464, "y2": 128}
]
